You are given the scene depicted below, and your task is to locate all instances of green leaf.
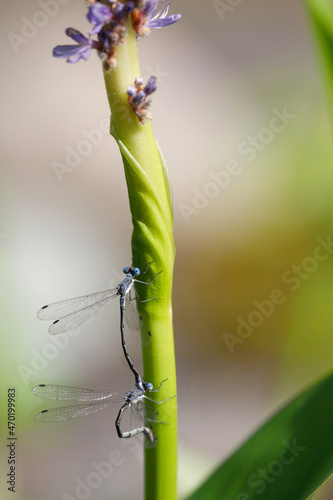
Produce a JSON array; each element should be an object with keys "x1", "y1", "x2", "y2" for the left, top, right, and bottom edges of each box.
[
  {"x1": 110, "y1": 119, "x2": 174, "y2": 244},
  {"x1": 186, "y1": 371, "x2": 333, "y2": 500},
  {"x1": 155, "y1": 140, "x2": 174, "y2": 225},
  {"x1": 305, "y1": 0, "x2": 333, "y2": 119}
]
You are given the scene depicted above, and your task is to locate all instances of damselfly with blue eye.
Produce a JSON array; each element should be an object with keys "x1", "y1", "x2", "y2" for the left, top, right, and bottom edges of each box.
[
  {"x1": 37, "y1": 263, "x2": 162, "y2": 388},
  {"x1": 32, "y1": 381, "x2": 174, "y2": 445}
]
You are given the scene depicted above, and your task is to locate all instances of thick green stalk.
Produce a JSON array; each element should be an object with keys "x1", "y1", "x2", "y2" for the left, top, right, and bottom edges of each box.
[{"x1": 103, "y1": 20, "x2": 177, "y2": 500}]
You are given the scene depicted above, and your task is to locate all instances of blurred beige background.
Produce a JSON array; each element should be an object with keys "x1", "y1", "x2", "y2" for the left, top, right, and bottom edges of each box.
[{"x1": 1, "y1": 0, "x2": 333, "y2": 498}]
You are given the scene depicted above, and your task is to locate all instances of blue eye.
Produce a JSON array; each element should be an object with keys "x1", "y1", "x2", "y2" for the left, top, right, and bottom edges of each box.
[
  {"x1": 123, "y1": 266, "x2": 129, "y2": 274},
  {"x1": 134, "y1": 267, "x2": 140, "y2": 275},
  {"x1": 147, "y1": 382, "x2": 153, "y2": 390}
]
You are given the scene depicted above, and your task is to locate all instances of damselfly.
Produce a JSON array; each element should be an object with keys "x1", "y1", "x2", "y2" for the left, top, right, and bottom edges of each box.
[
  {"x1": 37, "y1": 263, "x2": 161, "y2": 388},
  {"x1": 32, "y1": 381, "x2": 173, "y2": 445}
]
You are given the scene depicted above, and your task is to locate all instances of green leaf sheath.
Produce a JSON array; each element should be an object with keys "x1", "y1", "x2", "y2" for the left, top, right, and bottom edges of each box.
[
  {"x1": 305, "y1": 0, "x2": 333, "y2": 120},
  {"x1": 186, "y1": 370, "x2": 333, "y2": 500},
  {"x1": 103, "y1": 20, "x2": 177, "y2": 500}
]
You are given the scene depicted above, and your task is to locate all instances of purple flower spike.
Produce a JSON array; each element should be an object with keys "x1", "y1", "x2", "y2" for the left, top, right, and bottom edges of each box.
[
  {"x1": 53, "y1": 28, "x2": 99, "y2": 63},
  {"x1": 127, "y1": 75, "x2": 158, "y2": 124},
  {"x1": 87, "y1": 3, "x2": 112, "y2": 35}
]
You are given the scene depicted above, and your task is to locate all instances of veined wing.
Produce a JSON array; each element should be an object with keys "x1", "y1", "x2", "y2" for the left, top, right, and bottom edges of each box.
[
  {"x1": 33, "y1": 384, "x2": 125, "y2": 423},
  {"x1": 125, "y1": 294, "x2": 152, "y2": 347},
  {"x1": 37, "y1": 288, "x2": 118, "y2": 321},
  {"x1": 48, "y1": 297, "x2": 116, "y2": 335},
  {"x1": 35, "y1": 401, "x2": 112, "y2": 423},
  {"x1": 130, "y1": 398, "x2": 146, "y2": 425},
  {"x1": 131, "y1": 394, "x2": 174, "y2": 426},
  {"x1": 32, "y1": 384, "x2": 121, "y2": 402},
  {"x1": 129, "y1": 399, "x2": 157, "y2": 449}
]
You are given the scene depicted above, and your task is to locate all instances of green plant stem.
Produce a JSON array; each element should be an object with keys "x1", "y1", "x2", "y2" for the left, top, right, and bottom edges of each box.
[{"x1": 103, "y1": 20, "x2": 177, "y2": 500}]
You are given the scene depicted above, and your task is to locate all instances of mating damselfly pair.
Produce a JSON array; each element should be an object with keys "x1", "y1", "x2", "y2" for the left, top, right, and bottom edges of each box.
[
  {"x1": 32, "y1": 379, "x2": 174, "y2": 446},
  {"x1": 33, "y1": 263, "x2": 174, "y2": 444}
]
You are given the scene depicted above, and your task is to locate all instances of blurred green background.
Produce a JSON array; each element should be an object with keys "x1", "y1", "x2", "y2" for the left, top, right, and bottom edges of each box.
[{"x1": 1, "y1": 0, "x2": 333, "y2": 498}]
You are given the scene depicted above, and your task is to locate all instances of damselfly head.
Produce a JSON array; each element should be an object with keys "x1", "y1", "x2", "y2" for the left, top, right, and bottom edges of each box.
[
  {"x1": 123, "y1": 266, "x2": 140, "y2": 276},
  {"x1": 145, "y1": 382, "x2": 153, "y2": 391}
]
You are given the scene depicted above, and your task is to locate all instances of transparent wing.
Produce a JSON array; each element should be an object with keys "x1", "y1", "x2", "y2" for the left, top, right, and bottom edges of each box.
[
  {"x1": 33, "y1": 384, "x2": 125, "y2": 423},
  {"x1": 48, "y1": 298, "x2": 116, "y2": 335},
  {"x1": 142, "y1": 401, "x2": 161, "y2": 424},
  {"x1": 131, "y1": 399, "x2": 169, "y2": 430},
  {"x1": 125, "y1": 293, "x2": 152, "y2": 347},
  {"x1": 31, "y1": 384, "x2": 121, "y2": 402},
  {"x1": 131, "y1": 397, "x2": 171, "y2": 428},
  {"x1": 130, "y1": 399, "x2": 158, "y2": 449},
  {"x1": 130, "y1": 398, "x2": 146, "y2": 426},
  {"x1": 35, "y1": 401, "x2": 111, "y2": 423},
  {"x1": 124, "y1": 296, "x2": 140, "y2": 331},
  {"x1": 37, "y1": 288, "x2": 118, "y2": 320}
]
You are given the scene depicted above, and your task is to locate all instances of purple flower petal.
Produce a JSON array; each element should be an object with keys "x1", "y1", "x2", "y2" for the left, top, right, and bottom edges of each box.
[
  {"x1": 144, "y1": 0, "x2": 158, "y2": 15},
  {"x1": 53, "y1": 44, "x2": 85, "y2": 58},
  {"x1": 53, "y1": 29, "x2": 98, "y2": 63},
  {"x1": 65, "y1": 28, "x2": 88, "y2": 44},
  {"x1": 148, "y1": 13, "x2": 181, "y2": 29},
  {"x1": 53, "y1": 44, "x2": 91, "y2": 63},
  {"x1": 87, "y1": 3, "x2": 112, "y2": 34},
  {"x1": 68, "y1": 47, "x2": 91, "y2": 63},
  {"x1": 89, "y1": 23, "x2": 105, "y2": 35},
  {"x1": 87, "y1": 3, "x2": 111, "y2": 25}
]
